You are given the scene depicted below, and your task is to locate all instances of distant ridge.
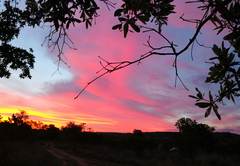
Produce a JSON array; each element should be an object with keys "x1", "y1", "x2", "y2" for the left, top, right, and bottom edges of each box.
[{"x1": 93, "y1": 131, "x2": 240, "y2": 139}]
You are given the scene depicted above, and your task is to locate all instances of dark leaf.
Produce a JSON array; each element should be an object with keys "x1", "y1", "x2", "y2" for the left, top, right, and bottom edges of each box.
[
  {"x1": 195, "y1": 102, "x2": 211, "y2": 108},
  {"x1": 114, "y1": 9, "x2": 123, "y2": 17},
  {"x1": 205, "y1": 106, "x2": 212, "y2": 118},
  {"x1": 54, "y1": 18, "x2": 59, "y2": 31},
  {"x1": 228, "y1": 53, "x2": 235, "y2": 63},
  {"x1": 212, "y1": 44, "x2": 220, "y2": 55},
  {"x1": 118, "y1": 17, "x2": 127, "y2": 22},
  {"x1": 213, "y1": 106, "x2": 221, "y2": 120},
  {"x1": 136, "y1": 15, "x2": 149, "y2": 24},
  {"x1": 123, "y1": 22, "x2": 129, "y2": 38},
  {"x1": 66, "y1": 20, "x2": 70, "y2": 29},
  {"x1": 188, "y1": 95, "x2": 199, "y2": 99},
  {"x1": 209, "y1": 57, "x2": 218, "y2": 60},
  {"x1": 217, "y1": 27, "x2": 224, "y2": 35},
  {"x1": 112, "y1": 24, "x2": 122, "y2": 30},
  {"x1": 73, "y1": 18, "x2": 81, "y2": 23},
  {"x1": 209, "y1": 91, "x2": 213, "y2": 103},
  {"x1": 195, "y1": 87, "x2": 200, "y2": 92},
  {"x1": 197, "y1": 92, "x2": 203, "y2": 99},
  {"x1": 130, "y1": 22, "x2": 140, "y2": 32},
  {"x1": 44, "y1": 17, "x2": 53, "y2": 22},
  {"x1": 223, "y1": 32, "x2": 235, "y2": 40},
  {"x1": 230, "y1": 94, "x2": 236, "y2": 104}
]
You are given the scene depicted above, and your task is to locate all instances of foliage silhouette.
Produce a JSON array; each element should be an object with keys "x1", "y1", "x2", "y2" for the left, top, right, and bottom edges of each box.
[
  {"x1": 61, "y1": 121, "x2": 85, "y2": 148},
  {"x1": 0, "y1": 111, "x2": 240, "y2": 165},
  {"x1": 0, "y1": 111, "x2": 33, "y2": 165},
  {"x1": 175, "y1": 117, "x2": 215, "y2": 133},
  {"x1": 133, "y1": 129, "x2": 143, "y2": 137},
  {"x1": 174, "y1": 117, "x2": 216, "y2": 153},
  {"x1": 45, "y1": 124, "x2": 60, "y2": 140}
]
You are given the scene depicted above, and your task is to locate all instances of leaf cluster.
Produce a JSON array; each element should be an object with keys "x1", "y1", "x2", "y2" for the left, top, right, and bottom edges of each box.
[
  {"x1": 210, "y1": 0, "x2": 240, "y2": 56},
  {"x1": 188, "y1": 0, "x2": 240, "y2": 119},
  {"x1": 189, "y1": 88, "x2": 221, "y2": 120},
  {"x1": 207, "y1": 42, "x2": 240, "y2": 102},
  {"x1": 0, "y1": 0, "x2": 41, "y2": 78},
  {"x1": 0, "y1": 1, "x2": 43, "y2": 43},
  {"x1": 0, "y1": 0, "x2": 102, "y2": 79},
  {"x1": 0, "y1": 43, "x2": 35, "y2": 78},
  {"x1": 40, "y1": 0, "x2": 100, "y2": 30},
  {"x1": 112, "y1": 0, "x2": 175, "y2": 37}
]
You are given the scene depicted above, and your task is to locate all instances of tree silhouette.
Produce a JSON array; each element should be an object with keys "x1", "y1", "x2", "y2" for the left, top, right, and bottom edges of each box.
[
  {"x1": 61, "y1": 121, "x2": 85, "y2": 148},
  {"x1": 174, "y1": 117, "x2": 215, "y2": 153},
  {"x1": 1, "y1": 0, "x2": 239, "y2": 119},
  {"x1": 175, "y1": 117, "x2": 214, "y2": 133},
  {"x1": 0, "y1": 111, "x2": 33, "y2": 165},
  {"x1": 44, "y1": 124, "x2": 60, "y2": 140},
  {"x1": 133, "y1": 129, "x2": 143, "y2": 137},
  {"x1": 8, "y1": 110, "x2": 30, "y2": 126}
]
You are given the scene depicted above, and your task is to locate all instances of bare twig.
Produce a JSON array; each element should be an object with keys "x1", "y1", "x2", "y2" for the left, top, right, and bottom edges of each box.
[
  {"x1": 42, "y1": 24, "x2": 76, "y2": 76},
  {"x1": 75, "y1": 1, "x2": 233, "y2": 99},
  {"x1": 100, "y1": 0, "x2": 116, "y2": 10}
]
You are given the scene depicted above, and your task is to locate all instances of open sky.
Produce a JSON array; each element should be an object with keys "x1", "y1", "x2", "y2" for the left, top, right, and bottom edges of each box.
[{"x1": 0, "y1": 0, "x2": 239, "y2": 134}]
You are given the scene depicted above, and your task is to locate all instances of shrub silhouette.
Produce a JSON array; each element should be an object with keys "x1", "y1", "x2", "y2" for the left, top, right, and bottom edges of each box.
[
  {"x1": 174, "y1": 117, "x2": 215, "y2": 153},
  {"x1": 61, "y1": 121, "x2": 85, "y2": 148}
]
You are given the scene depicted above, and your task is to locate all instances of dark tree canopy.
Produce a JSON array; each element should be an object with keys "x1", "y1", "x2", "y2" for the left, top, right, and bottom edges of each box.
[
  {"x1": 1, "y1": 0, "x2": 240, "y2": 119},
  {"x1": 133, "y1": 129, "x2": 143, "y2": 137},
  {"x1": 174, "y1": 117, "x2": 216, "y2": 153},
  {"x1": 61, "y1": 121, "x2": 85, "y2": 132},
  {"x1": 175, "y1": 117, "x2": 215, "y2": 133}
]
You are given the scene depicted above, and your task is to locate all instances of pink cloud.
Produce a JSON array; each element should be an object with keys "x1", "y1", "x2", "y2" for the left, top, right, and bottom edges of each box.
[{"x1": 0, "y1": 0, "x2": 239, "y2": 135}]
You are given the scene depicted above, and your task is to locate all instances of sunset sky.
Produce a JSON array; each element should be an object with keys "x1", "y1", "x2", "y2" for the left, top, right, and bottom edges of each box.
[{"x1": 0, "y1": 1, "x2": 239, "y2": 134}]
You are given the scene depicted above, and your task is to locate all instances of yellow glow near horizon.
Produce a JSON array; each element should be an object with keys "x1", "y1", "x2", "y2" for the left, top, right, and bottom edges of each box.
[{"x1": 0, "y1": 106, "x2": 117, "y2": 128}]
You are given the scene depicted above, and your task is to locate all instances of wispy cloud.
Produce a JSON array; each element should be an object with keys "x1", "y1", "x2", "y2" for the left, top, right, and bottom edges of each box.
[{"x1": 0, "y1": 1, "x2": 239, "y2": 134}]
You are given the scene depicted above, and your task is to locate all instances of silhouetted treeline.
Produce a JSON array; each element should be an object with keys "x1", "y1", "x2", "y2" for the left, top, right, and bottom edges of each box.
[
  {"x1": 1, "y1": 111, "x2": 240, "y2": 166},
  {"x1": 1, "y1": 111, "x2": 240, "y2": 154}
]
